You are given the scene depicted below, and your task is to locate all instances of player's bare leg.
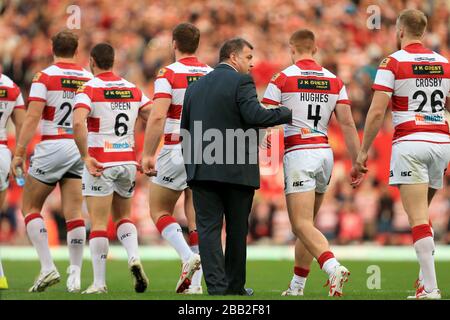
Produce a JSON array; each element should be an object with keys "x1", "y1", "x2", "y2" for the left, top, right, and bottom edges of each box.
[
  {"x1": 111, "y1": 193, "x2": 148, "y2": 293},
  {"x1": 401, "y1": 184, "x2": 441, "y2": 299},
  {"x1": 82, "y1": 195, "x2": 112, "y2": 294},
  {"x1": 184, "y1": 188, "x2": 203, "y2": 294},
  {"x1": 287, "y1": 190, "x2": 349, "y2": 296},
  {"x1": 283, "y1": 192, "x2": 324, "y2": 296},
  {"x1": 60, "y1": 178, "x2": 85, "y2": 292},
  {"x1": 149, "y1": 182, "x2": 199, "y2": 293},
  {"x1": 0, "y1": 189, "x2": 8, "y2": 289},
  {"x1": 22, "y1": 176, "x2": 60, "y2": 292}
]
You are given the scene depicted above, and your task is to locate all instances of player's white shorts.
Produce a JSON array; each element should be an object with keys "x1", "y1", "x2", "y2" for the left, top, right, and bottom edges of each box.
[
  {"x1": 0, "y1": 147, "x2": 11, "y2": 191},
  {"x1": 151, "y1": 146, "x2": 187, "y2": 191},
  {"x1": 389, "y1": 141, "x2": 450, "y2": 189},
  {"x1": 82, "y1": 164, "x2": 137, "y2": 198},
  {"x1": 283, "y1": 148, "x2": 334, "y2": 195},
  {"x1": 28, "y1": 140, "x2": 83, "y2": 185}
]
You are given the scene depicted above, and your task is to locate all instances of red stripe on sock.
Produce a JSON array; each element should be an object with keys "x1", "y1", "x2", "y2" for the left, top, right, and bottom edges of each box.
[
  {"x1": 294, "y1": 266, "x2": 310, "y2": 278},
  {"x1": 89, "y1": 230, "x2": 108, "y2": 240},
  {"x1": 24, "y1": 213, "x2": 43, "y2": 226},
  {"x1": 317, "y1": 251, "x2": 335, "y2": 269},
  {"x1": 66, "y1": 219, "x2": 85, "y2": 232},
  {"x1": 412, "y1": 224, "x2": 432, "y2": 243},
  {"x1": 155, "y1": 215, "x2": 176, "y2": 234},
  {"x1": 189, "y1": 231, "x2": 199, "y2": 246},
  {"x1": 115, "y1": 218, "x2": 134, "y2": 231}
]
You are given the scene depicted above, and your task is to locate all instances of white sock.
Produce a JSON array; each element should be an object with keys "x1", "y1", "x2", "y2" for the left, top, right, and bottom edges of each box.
[
  {"x1": 157, "y1": 217, "x2": 192, "y2": 262},
  {"x1": 414, "y1": 236, "x2": 437, "y2": 292},
  {"x1": 25, "y1": 214, "x2": 55, "y2": 273},
  {"x1": 66, "y1": 220, "x2": 86, "y2": 269},
  {"x1": 116, "y1": 220, "x2": 140, "y2": 264},
  {"x1": 292, "y1": 274, "x2": 307, "y2": 289},
  {"x1": 322, "y1": 258, "x2": 340, "y2": 277},
  {"x1": 190, "y1": 244, "x2": 203, "y2": 287},
  {"x1": 0, "y1": 258, "x2": 4, "y2": 277},
  {"x1": 89, "y1": 233, "x2": 109, "y2": 287}
]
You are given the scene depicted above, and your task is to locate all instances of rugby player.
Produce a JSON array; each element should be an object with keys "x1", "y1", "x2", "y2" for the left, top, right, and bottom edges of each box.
[
  {"x1": 141, "y1": 23, "x2": 212, "y2": 294},
  {"x1": 0, "y1": 72, "x2": 26, "y2": 289},
  {"x1": 262, "y1": 29, "x2": 363, "y2": 297},
  {"x1": 11, "y1": 31, "x2": 92, "y2": 293},
  {"x1": 356, "y1": 9, "x2": 450, "y2": 299},
  {"x1": 73, "y1": 43, "x2": 151, "y2": 294}
]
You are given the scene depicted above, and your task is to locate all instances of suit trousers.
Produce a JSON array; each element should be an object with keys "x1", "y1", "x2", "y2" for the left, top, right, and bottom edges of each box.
[{"x1": 190, "y1": 180, "x2": 255, "y2": 295}]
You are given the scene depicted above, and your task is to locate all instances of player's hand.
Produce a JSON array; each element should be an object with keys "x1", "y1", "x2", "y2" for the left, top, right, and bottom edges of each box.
[
  {"x1": 84, "y1": 156, "x2": 103, "y2": 177},
  {"x1": 350, "y1": 165, "x2": 364, "y2": 188},
  {"x1": 11, "y1": 155, "x2": 26, "y2": 178},
  {"x1": 355, "y1": 151, "x2": 369, "y2": 174},
  {"x1": 142, "y1": 155, "x2": 157, "y2": 177}
]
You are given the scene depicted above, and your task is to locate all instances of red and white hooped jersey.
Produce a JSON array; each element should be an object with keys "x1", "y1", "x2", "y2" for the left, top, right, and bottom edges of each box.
[
  {"x1": 153, "y1": 56, "x2": 213, "y2": 146},
  {"x1": 28, "y1": 62, "x2": 93, "y2": 141},
  {"x1": 372, "y1": 43, "x2": 450, "y2": 144},
  {"x1": 74, "y1": 72, "x2": 151, "y2": 167},
  {"x1": 0, "y1": 73, "x2": 25, "y2": 147},
  {"x1": 262, "y1": 59, "x2": 350, "y2": 154}
]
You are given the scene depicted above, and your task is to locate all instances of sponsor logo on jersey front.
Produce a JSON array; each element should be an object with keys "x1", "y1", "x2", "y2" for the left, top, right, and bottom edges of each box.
[
  {"x1": 412, "y1": 64, "x2": 444, "y2": 75},
  {"x1": 300, "y1": 127, "x2": 324, "y2": 138},
  {"x1": 415, "y1": 114, "x2": 445, "y2": 125},
  {"x1": 104, "y1": 140, "x2": 133, "y2": 152},
  {"x1": 0, "y1": 89, "x2": 7, "y2": 98},
  {"x1": 104, "y1": 89, "x2": 134, "y2": 99},
  {"x1": 298, "y1": 79, "x2": 330, "y2": 90},
  {"x1": 61, "y1": 78, "x2": 86, "y2": 89}
]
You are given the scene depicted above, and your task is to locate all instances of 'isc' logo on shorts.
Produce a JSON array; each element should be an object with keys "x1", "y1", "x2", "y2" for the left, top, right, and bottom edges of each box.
[
  {"x1": 401, "y1": 171, "x2": 412, "y2": 177},
  {"x1": 292, "y1": 181, "x2": 304, "y2": 187}
]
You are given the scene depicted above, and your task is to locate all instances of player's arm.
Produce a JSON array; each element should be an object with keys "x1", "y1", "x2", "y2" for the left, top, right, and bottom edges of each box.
[
  {"x1": 334, "y1": 103, "x2": 364, "y2": 187},
  {"x1": 73, "y1": 87, "x2": 103, "y2": 177},
  {"x1": 11, "y1": 92, "x2": 26, "y2": 147},
  {"x1": 11, "y1": 108, "x2": 26, "y2": 144},
  {"x1": 141, "y1": 98, "x2": 170, "y2": 176},
  {"x1": 11, "y1": 101, "x2": 45, "y2": 177},
  {"x1": 356, "y1": 91, "x2": 391, "y2": 173}
]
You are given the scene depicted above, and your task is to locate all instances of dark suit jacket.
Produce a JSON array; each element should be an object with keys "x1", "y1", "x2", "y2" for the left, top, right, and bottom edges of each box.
[{"x1": 181, "y1": 63, "x2": 292, "y2": 189}]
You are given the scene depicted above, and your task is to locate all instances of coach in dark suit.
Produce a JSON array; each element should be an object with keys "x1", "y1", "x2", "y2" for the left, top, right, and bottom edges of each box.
[{"x1": 180, "y1": 38, "x2": 292, "y2": 295}]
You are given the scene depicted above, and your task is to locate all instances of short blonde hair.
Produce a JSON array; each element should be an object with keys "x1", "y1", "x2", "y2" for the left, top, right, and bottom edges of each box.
[
  {"x1": 397, "y1": 9, "x2": 427, "y2": 38},
  {"x1": 289, "y1": 29, "x2": 315, "y2": 54}
]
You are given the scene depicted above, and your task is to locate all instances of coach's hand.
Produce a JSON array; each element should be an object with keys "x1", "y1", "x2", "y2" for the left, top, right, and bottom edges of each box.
[
  {"x1": 11, "y1": 155, "x2": 26, "y2": 178},
  {"x1": 84, "y1": 156, "x2": 103, "y2": 177},
  {"x1": 142, "y1": 155, "x2": 157, "y2": 177},
  {"x1": 355, "y1": 151, "x2": 369, "y2": 174}
]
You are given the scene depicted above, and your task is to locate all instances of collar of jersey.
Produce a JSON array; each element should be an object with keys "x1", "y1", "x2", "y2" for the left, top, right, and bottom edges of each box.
[
  {"x1": 295, "y1": 59, "x2": 321, "y2": 70},
  {"x1": 96, "y1": 71, "x2": 121, "y2": 81},
  {"x1": 403, "y1": 42, "x2": 431, "y2": 54},
  {"x1": 178, "y1": 56, "x2": 201, "y2": 66},
  {"x1": 55, "y1": 62, "x2": 80, "y2": 69}
]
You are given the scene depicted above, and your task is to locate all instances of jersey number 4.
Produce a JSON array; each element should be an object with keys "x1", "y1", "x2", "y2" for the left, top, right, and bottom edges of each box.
[{"x1": 307, "y1": 104, "x2": 322, "y2": 128}]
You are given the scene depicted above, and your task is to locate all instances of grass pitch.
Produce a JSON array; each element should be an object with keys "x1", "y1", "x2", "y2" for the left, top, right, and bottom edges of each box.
[{"x1": 1, "y1": 260, "x2": 449, "y2": 300}]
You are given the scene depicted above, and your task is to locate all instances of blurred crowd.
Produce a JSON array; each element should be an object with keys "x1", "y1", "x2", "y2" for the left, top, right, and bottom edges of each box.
[{"x1": 1, "y1": 0, "x2": 449, "y2": 246}]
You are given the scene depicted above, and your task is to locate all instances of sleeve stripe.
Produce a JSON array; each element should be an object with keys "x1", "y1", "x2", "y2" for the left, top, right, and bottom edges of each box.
[
  {"x1": 153, "y1": 93, "x2": 172, "y2": 100},
  {"x1": 139, "y1": 100, "x2": 152, "y2": 110},
  {"x1": 372, "y1": 84, "x2": 394, "y2": 92},
  {"x1": 336, "y1": 99, "x2": 351, "y2": 105},
  {"x1": 74, "y1": 103, "x2": 91, "y2": 111},
  {"x1": 261, "y1": 98, "x2": 280, "y2": 106},
  {"x1": 27, "y1": 97, "x2": 46, "y2": 103},
  {"x1": 14, "y1": 105, "x2": 26, "y2": 110}
]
